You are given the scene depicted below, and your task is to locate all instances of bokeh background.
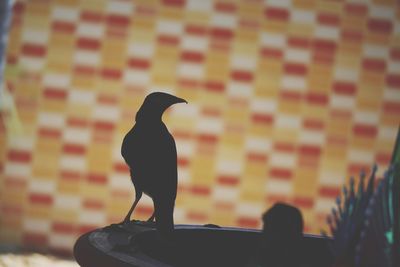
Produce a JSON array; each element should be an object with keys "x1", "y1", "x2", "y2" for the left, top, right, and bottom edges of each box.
[{"x1": 0, "y1": 0, "x2": 399, "y2": 255}]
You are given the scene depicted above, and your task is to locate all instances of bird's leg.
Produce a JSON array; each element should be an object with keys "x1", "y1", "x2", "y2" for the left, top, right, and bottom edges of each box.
[
  {"x1": 147, "y1": 212, "x2": 155, "y2": 222},
  {"x1": 122, "y1": 189, "x2": 143, "y2": 225}
]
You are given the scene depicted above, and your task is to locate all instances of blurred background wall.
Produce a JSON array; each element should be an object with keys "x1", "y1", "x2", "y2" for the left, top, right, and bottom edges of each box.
[{"x1": 0, "y1": 0, "x2": 399, "y2": 255}]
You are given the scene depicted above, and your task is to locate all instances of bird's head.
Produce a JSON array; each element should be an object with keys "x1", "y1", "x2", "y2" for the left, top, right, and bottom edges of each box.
[{"x1": 135, "y1": 92, "x2": 187, "y2": 122}]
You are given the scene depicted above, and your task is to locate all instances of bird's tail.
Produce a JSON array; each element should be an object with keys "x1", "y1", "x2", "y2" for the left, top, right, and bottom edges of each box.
[{"x1": 154, "y1": 198, "x2": 175, "y2": 240}]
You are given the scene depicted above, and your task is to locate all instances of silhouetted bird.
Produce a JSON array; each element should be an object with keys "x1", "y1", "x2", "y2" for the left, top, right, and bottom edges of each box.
[{"x1": 121, "y1": 92, "x2": 187, "y2": 238}]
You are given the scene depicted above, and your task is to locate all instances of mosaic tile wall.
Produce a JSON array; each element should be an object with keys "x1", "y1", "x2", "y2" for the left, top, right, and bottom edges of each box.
[{"x1": 0, "y1": 0, "x2": 399, "y2": 254}]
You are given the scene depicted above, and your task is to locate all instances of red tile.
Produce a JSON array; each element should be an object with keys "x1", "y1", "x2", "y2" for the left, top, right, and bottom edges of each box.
[
  {"x1": 136, "y1": 5, "x2": 157, "y2": 16},
  {"x1": 386, "y1": 74, "x2": 400, "y2": 88},
  {"x1": 231, "y1": 70, "x2": 253, "y2": 82},
  {"x1": 210, "y1": 27, "x2": 234, "y2": 40},
  {"x1": 8, "y1": 150, "x2": 31, "y2": 163},
  {"x1": 7, "y1": 55, "x2": 18, "y2": 65},
  {"x1": 43, "y1": 88, "x2": 67, "y2": 100},
  {"x1": 306, "y1": 92, "x2": 329, "y2": 105},
  {"x1": 101, "y1": 68, "x2": 122, "y2": 80},
  {"x1": 330, "y1": 109, "x2": 353, "y2": 119},
  {"x1": 390, "y1": 48, "x2": 400, "y2": 61},
  {"x1": 87, "y1": 173, "x2": 108, "y2": 184},
  {"x1": 52, "y1": 21, "x2": 76, "y2": 34},
  {"x1": 63, "y1": 144, "x2": 86, "y2": 155},
  {"x1": 185, "y1": 24, "x2": 207, "y2": 35},
  {"x1": 107, "y1": 14, "x2": 130, "y2": 27},
  {"x1": 345, "y1": 3, "x2": 368, "y2": 16},
  {"x1": 353, "y1": 124, "x2": 377, "y2": 138},
  {"x1": 239, "y1": 18, "x2": 260, "y2": 30},
  {"x1": 274, "y1": 142, "x2": 295, "y2": 153},
  {"x1": 264, "y1": 7, "x2": 290, "y2": 21},
  {"x1": 218, "y1": 175, "x2": 239, "y2": 186},
  {"x1": 181, "y1": 51, "x2": 204, "y2": 63},
  {"x1": 287, "y1": 37, "x2": 310, "y2": 49},
  {"x1": 215, "y1": 201, "x2": 234, "y2": 210},
  {"x1": 251, "y1": 113, "x2": 274, "y2": 124},
  {"x1": 80, "y1": 11, "x2": 104, "y2": 22},
  {"x1": 299, "y1": 145, "x2": 321, "y2": 157},
  {"x1": 303, "y1": 119, "x2": 324, "y2": 130},
  {"x1": 61, "y1": 170, "x2": 81, "y2": 181},
  {"x1": 341, "y1": 29, "x2": 363, "y2": 42},
  {"x1": 162, "y1": 0, "x2": 185, "y2": 7},
  {"x1": 280, "y1": 91, "x2": 302, "y2": 101},
  {"x1": 38, "y1": 128, "x2": 61, "y2": 139},
  {"x1": 178, "y1": 157, "x2": 189, "y2": 167},
  {"x1": 312, "y1": 39, "x2": 337, "y2": 54},
  {"x1": 237, "y1": 217, "x2": 259, "y2": 228},
  {"x1": 93, "y1": 121, "x2": 115, "y2": 131},
  {"x1": 187, "y1": 212, "x2": 207, "y2": 222},
  {"x1": 178, "y1": 78, "x2": 199, "y2": 88},
  {"x1": 284, "y1": 63, "x2": 307, "y2": 76},
  {"x1": 29, "y1": 193, "x2": 53, "y2": 205},
  {"x1": 319, "y1": 186, "x2": 340, "y2": 198},
  {"x1": 114, "y1": 162, "x2": 129, "y2": 173},
  {"x1": 362, "y1": 58, "x2": 386, "y2": 72},
  {"x1": 76, "y1": 37, "x2": 101, "y2": 50},
  {"x1": 317, "y1": 13, "x2": 340, "y2": 26},
  {"x1": 368, "y1": 18, "x2": 393, "y2": 34},
  {"x1": 326, "y1": 135, "x2": 347, "y2": 146},
  {"x1": 83, "y1": 199, "x2": 104, "y2": 210},
  {"x1": 52, "y1": 222, "x2": 76, "y2": 234},
  {"x1": 260, "y1": 47, "x2": 283, "y2": 59},
  {"x1": 269, "y1": 168, "x2": 292, "y2": 180},
  {"x1": 215, "y1": 2, "x2": 237, "y2": 13},
  {"x1": 128, "y1": 58, "x2": 150, "y2": 69},
  {"x1": 158, "y1": 35, "x2": 180, "y2": 45},
  {"x1": 247, "y1": 152, "x2": 267, "y2": 163},
  {"x1": 205, "y1": 80, "x2": 225, "y2": 92},
  {"x1": 191, "y1": 185, "x2": 211, "y2": 196},
  {"x1": 4, "y1": 178, "x2": 27, "y2": 188},
  {"x1": 78, "y1": 224, "x2": 98, "y2": 234},
  {"x1": 97, "y1": 94, "x2": 118, "y2": 105},
  {"x1": 74, "y1": 65, "x2": 96, "y2": 76},
  {"x1": 375, "y1": 152, "x2": 391, "y2": 165},
  {"x1": 333, "y1": 81, "x2": 357, "y2": 95},
  {"x1": 202, "y1": 107, "x2": 221, "y2": 117},
  {"x1": 1, "y1": 204, "x2": 23, "y2": 215},
  {"x1": 293, "y1": 197, "x2": 314, "y2": 209},
  {"x1": 197, "y1": 133, "x2": 218, "y2": 143},
  {"x1": 23, "y1": 233, "x2": 48, "y2": 246},
  {"x1": 173, "y1": 130, "x2": 192, "y2": 139},
  {"x1": 313, "y1": 53, "x2": 335, "y2": 65},
  {"x1": 67, "y1": 117, "x2": 89, "y2": 128},
  {"x1": 13, "y1": 2, "x2": 25, "y2": 14},
  {"x1": 136, "y1": 205, "x2": 153, "y2": 215},
  {"x1": 21, "y1": 43, "x2": 46, "y2": 57},
  {"x1": 383, "y1": 101, "x2": 400, "y2": 114}
]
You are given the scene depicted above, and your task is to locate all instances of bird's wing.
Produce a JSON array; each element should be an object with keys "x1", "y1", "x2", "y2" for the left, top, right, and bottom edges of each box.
[{"x1": 121, "y1": 124, "x2": 178, "y2": 199}]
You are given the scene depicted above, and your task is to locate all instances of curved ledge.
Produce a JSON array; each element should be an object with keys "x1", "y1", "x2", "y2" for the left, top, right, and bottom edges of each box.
[{"x1": 74, "y1": 222, "x2": 333, "y2": 267}]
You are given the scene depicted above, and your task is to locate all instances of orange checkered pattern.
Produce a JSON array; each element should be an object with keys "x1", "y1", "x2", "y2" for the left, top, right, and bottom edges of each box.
[{"x1": 0, "y1": 0, "x2": 399, "y2": 255}]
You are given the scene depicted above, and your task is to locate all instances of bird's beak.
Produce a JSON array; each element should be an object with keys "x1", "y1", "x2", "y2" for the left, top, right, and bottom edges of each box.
[{"x1": 174, "y1": 97, "x2": 188, "y2": 104}]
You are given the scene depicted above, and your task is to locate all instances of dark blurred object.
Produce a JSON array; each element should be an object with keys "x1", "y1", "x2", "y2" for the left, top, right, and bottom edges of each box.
[
  {"x1": 355, "y1": 126, "x2": 400, "y2": 267},
  {"x1": 250, "y1": 203, "x2": 304, "y2": 267},
  {"x1": 74, "y1": 223, "x2": 333, "y2": 267},
  {"x1": 328, "y1": 127, "x2": 400, "y2": 267},
  {"x1": 325, "y1": 166, "x2": 377, "y2": 267}
]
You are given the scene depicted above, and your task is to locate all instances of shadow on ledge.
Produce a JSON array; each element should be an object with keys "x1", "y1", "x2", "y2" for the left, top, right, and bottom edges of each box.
[{"x1": 74, "y1": 222, "x2": 333, "y2": 267}]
